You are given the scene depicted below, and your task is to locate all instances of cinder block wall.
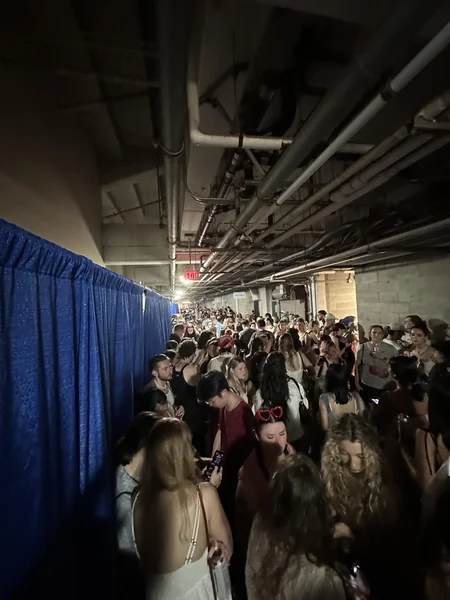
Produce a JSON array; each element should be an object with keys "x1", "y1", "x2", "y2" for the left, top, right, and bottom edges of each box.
[
  {"x1": 355, "y1": 257, "x2": 450, "y2": 333},
  {"x1": 316, "y1": 272, "x2": 358, "y2": 319}
]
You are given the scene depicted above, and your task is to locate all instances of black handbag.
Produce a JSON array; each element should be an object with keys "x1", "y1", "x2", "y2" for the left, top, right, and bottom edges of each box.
[{"x1": 289, "y1": 377, "x2": 312, "y2": 427}]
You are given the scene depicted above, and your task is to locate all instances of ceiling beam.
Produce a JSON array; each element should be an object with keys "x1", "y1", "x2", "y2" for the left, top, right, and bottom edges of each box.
[
  {"x1": 0, "y1": 31, "x2": 157, "y2": 58},
  {"x1": 102, "y1": 191, "x2": 125, "y2": 223},
  {"x1": 59, "y1": 91, "x2": 151, "y2": 114},
  {"x1": 99, "y1": 149, "x2": 158, "y2": 190},
  {"x1": 252, "y1": 0, "x2": 391, "y2": 26}
]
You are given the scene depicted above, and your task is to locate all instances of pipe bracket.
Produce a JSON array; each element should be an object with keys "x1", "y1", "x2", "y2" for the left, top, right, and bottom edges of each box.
[
  {"x1": 160, "y1": 142, "x2": 185, "y2": 158},
  {"x1": 380, "y1": 80, "x2": 396, "y2": 102}
]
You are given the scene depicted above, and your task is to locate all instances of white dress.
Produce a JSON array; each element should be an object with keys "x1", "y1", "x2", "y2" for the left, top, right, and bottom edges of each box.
[
  {"x1": 286, "y1": 366, "x2": 303, "y2": 385},
  {"x1": 132, "y1": 491, "x2": 215, "y2": 600}
]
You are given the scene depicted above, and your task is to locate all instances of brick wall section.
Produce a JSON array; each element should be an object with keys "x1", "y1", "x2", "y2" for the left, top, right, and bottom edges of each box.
[
  {"x1": 355, "y1": 257, "x2": 450, "y2": 333},
  {"x1": 316, "y1": 272, "x2": 358, "y2": 319}
]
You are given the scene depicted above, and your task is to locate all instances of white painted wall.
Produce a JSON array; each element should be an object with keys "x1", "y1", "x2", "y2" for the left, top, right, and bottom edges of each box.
[
  {"x1": 0, "y1": 69, "x2": 103, "y2": 264},
  {"x1": 206, "y1": 291, "x2": 254, "y2": 316},
  {"x1": 279, "y1": 299, "x2": 306, "y2": 317}
]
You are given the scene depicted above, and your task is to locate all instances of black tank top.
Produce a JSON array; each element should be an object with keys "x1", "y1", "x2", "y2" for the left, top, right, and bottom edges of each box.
[{"x1": 172, "y1": 366, "x2": 202, "y2": 434}]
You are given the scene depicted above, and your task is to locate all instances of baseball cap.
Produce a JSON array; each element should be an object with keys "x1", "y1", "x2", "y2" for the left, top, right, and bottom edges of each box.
[
  {"x1": 325, "y1": 313, "x2": 336, "y2": 320},
  {"x1": 218, "y1": 336, "x2": 234, "y2": 350}
]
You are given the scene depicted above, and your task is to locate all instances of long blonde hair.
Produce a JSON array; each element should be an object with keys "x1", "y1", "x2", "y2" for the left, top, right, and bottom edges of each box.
[
  {"x1": 226, "y1": 356, "x2": 247, "y2": 397},
  {"x1": 136, "y1": 418, "x2": 198, "y2": 561},
  {"x1": 321, "y1": 414, "x2": 395, "y2": 530}
]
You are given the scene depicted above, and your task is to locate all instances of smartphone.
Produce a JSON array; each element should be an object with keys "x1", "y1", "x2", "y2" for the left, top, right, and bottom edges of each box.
[{"x1": 205, "y1": 450, "x2": 225, "y2": 481}]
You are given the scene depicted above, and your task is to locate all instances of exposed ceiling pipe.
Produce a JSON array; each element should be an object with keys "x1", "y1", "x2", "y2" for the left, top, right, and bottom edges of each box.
[
  {"x1": 194, "y1": 108, "x2": 372, "y2": 249},
  {"x1": 217, "y1": 222, "x2": 358, "y2": 281},
  {"x1": 188, "y1": 80, "x2": 290, "y2": 151},
  {"x1": 251, "y1": 128, "x2": 409, "y2": 243},
  {"x1": 104, "y1": 260, "x2": 197, "y2": 266},
  {"x1": 247, "y1": 19, "x2": 450, "y2": 239},
  {"x1": 256, "y1": 92, "x2": 450, "y2": 243},
  {"x1": 196, "y1": 151, "x2": 242, "y2": 247},
  {"x1": 199, "y1": 0, "x2": 446, "y2": 275},
  {"x1": 267, "y1": 133, "x2": 450, "y2": 248},
  {"x1": 156, "y1": 0, "x2": 192, "y2": 292},
  {"x1": 414, "y1": 116, "x2": 450, "y2": 132},
  {"x1": 188, "y1": 79, "x2": 373, "y2": 154},
  {"x1": 259, "y1": 218, "x2": 450, "y2": 280}
]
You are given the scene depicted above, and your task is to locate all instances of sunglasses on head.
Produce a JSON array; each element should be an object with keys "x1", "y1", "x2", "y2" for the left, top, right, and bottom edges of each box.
[{"x1": 256, "y1": 406, "x2": 284, "y2": 422}]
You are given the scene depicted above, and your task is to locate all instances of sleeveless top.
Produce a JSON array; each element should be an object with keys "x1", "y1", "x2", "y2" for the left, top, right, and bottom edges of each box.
[
  {"x1": 172, "y1": 365, "x2": 202, "y2": 435},
  {"x1": 320, "y1": 392, "x2": 360, "y2": 425},
  {"x1": 230, "y1": 385, "x2": 249, "y2": 404},
  {"x1": 132, "y1": 491, "x2": 214, "y2": 600}
]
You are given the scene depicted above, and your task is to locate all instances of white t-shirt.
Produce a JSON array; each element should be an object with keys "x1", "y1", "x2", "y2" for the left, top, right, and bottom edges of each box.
[
  {"x1": 356, "y1": 341, "x2": 398, "y2": 389},
  {"x1": 253, "y1": 378, "x2": 308, "y2": 442},
  {"x1": 384, "y1": 338, "x2": 402, "y2": 351},
  {"x1": 207, "y1": 353, "x2": 234, "y2": 374},
  {"x1": 153, "y1": 380, "x2": 175, "y2": 408}
]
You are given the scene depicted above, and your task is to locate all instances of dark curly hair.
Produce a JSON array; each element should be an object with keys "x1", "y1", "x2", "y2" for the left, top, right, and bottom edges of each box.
[{"x1": 251, "y1": 454, "x2": 335, "y2": 600}]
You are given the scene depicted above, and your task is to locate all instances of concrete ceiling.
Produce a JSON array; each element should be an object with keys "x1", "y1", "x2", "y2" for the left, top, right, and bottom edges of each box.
[{"x1": 2, "y1": 0, "x2": 450, "y2": 296}]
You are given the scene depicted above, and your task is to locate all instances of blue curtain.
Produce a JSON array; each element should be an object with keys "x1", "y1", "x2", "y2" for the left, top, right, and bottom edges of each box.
[
  {"x1": 170, "y1": 302, "x2": 179, "y2": 315},
  {"x1": 144, "y1": 289, "x2": 172, "y2": 364},
  {"x1": 0, "y1": 220, "x2": 171, "y2": 599}
]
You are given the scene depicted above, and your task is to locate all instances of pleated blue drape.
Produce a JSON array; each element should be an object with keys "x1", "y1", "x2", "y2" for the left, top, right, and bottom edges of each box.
[
  {"x1": 144, "y1": 289, "x2": 172, "y2": 362},
  {"x1": 170, "y1": 302, "x2": 179, "y2": 315},
  {"x1": 0, "y1": 220, "x2": 170, "y2": 599}
]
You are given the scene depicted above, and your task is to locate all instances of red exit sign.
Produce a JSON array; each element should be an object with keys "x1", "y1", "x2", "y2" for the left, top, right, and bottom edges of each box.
[{"x1": 184, "y1": 269, "x2": 200, "y2": 281}]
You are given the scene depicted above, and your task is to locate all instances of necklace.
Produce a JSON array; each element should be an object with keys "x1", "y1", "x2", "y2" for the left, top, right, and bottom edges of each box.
[{"x1": 415, "y1": 346, "x2": 429, "y2": 357}]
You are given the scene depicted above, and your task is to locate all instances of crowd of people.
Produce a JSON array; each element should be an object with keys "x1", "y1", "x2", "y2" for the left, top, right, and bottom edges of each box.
[{"x1": 114, "y1": 305, "x2": 450, "y2": 600}]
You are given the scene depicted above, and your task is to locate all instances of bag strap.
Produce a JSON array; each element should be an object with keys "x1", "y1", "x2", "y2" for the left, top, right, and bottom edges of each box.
[
  {"x1": 288, "y1": 376, "x2": 308, "y2": 406},
  {"x1": 197, "y1": 485, "x2": 218, "y2": 600},
  {"x1": 321, "y1": 393, "x2": 332, "y2": 413}
]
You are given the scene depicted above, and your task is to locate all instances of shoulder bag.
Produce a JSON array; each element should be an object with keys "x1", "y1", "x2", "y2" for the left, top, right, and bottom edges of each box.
[
  {"x1": 289, "y1": 376, "x2": 312, "y2": 428},
  {"x1": 197, "y1": 485, "x2": 232, "y2": 600}
]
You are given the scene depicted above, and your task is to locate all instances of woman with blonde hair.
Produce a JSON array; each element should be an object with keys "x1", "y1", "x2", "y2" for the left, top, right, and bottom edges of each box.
[
  {"x1": 133, "y1": 418, "x2": 232, "y2": 600},
  {"x1": 226, "y1": 356, "x2": 255, "y2": 405},
  {"x1": 322, "y1": 414, "x2": 420, "y2": 599},
  {"x1": 322, "y1": 414, "x2": 394, "y2": 530}
]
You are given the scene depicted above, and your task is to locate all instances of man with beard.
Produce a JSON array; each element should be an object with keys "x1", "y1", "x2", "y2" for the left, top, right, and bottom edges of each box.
[{"x1": 135, "y1": 354, "x2": 184, "y2": 419}]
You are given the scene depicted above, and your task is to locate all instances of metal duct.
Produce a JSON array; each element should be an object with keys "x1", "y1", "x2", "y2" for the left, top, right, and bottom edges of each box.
[
  {"x1": 156, "y1": 0, "x2": 191, "y2": 292},
  {"x1": 267, "y1": 134, "x2": 450, "y2": 248},
  {"x1": 197, "y1": 151, "x2": 243, "y2": 247},
  {"x1": 200, "y1": 0, "x2": 444, "y2": 273},
  {"x1": 257, "y1": 91, "x2": 450, "y2": 244},
  {"x1": 196, "y1": 75, "x2": 282, "y2": 247},
  {"x1": 261, "y1": 218, "x2": 450, "y2": 280},
  {"x1": 252, "y1": 128, "x2": 409, "y2": 244}
]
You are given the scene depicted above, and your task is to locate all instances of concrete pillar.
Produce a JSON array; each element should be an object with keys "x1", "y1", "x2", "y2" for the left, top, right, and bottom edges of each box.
[
  {"x1": 258, "y1": 286, "x2": 274, "y2": 316},
  {"x1": 310, "y1": 276, "x2": 318, "y2": 320}
]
